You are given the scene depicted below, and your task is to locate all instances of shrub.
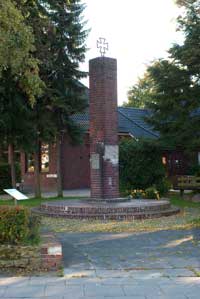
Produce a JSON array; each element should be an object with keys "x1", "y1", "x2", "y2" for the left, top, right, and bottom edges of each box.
[
  {"x1": 130, "y1": 189, "x2": 146, "y2": 199},
  {"x1": 188, "y1": 164, "x2": 200, "y2": 176},
  {"x1": 27, "y1": 214, "x2": 41, "y2": 245},
  {"x1": 0, "y1": 206, "x2": 40, "y2": 245},
  {"x1": 126, "y1": 187, "x2": 160, "y2": 200},
  {"x1": 119, "y1": 139, "x2": 169, "y2": 195},
  {"x1": 0, "y1": 162, "x2": 21, "y2": 192},
  {"x1": 145, "y1": 187, "x2": 160, "y2": 200}
]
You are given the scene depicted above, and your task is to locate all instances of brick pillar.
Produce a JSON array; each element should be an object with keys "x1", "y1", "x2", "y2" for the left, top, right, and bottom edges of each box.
[{"x1": 89, "y1": 57, "x2": 119, "y2": 199}]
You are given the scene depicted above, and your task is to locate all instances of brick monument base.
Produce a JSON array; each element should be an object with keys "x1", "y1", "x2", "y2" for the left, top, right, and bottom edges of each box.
[{"x1": 35, "y1": 199, "x2": 180, "y2": 220}]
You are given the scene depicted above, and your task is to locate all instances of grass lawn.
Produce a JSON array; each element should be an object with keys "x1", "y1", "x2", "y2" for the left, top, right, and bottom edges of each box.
[{"x1": 0, "y1": 196, "x2": 85, "y2": 207}]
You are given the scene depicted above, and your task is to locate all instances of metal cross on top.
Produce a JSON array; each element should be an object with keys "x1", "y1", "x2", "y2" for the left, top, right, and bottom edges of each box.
[{"x1": 97, "y1": 37, "x2": 109, "y2": 57}]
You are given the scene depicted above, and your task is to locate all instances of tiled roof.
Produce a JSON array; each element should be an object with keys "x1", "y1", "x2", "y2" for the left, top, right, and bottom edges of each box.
[{"x1": 71, "y1": 107, "x2": 159, "y2": 139}]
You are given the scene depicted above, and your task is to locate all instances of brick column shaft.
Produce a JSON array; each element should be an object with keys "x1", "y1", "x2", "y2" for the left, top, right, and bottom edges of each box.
[{"x1": 89, "y1": 57, "x2": 119, "y2": 199}]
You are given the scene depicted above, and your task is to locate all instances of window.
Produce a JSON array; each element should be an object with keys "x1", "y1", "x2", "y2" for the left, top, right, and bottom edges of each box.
[
  {"x1": 26, "y1": 143, "x2": 50, "y2": 173},
  {"x1": 27, "y1": 153, "x2": 35, "y2": 172},
  {"x1": 162, "y1": 157, "x2": 167, "y2": 165},
  {"x1": 40, "y1": 144, "x2": 49, "y2": 172}
]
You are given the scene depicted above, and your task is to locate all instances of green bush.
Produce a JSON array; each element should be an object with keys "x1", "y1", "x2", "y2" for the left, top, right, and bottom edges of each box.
[
  {"x1": 0, "y1": 162, "x2": 21, "y2": 192},
  {"x1": 188, "y1": 164, "x2": 200, "y2": 176},
  {"x1": 119, "y1": 139, "x2": 169, "y2": 195},
  {"x1": 0, "y1": 206, "x2": 40, "y2": 245},
  {"x1": 145, "y1": 187, "x2": 160, "y2": 200}
]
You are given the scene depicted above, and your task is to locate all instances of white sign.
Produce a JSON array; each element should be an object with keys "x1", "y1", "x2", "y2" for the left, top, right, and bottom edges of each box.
[
  {"x1": 46, "y1": 174, "x2": 57, "y2": 178},
  {"x1": 4, "y1": 189, "x2": 29, "y2": 201},
  {"x1": 48, "y1": 246, "x2": 62, "y2": 255}
]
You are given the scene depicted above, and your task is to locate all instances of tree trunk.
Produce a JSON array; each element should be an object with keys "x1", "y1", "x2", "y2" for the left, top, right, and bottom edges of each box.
[
  {"x1": 8, "y1": 143, "x2": 16, "y2": 188},
  {"x1": 56, "y1": 134, "x2": 63, "y2": 197},
  {"x1": 34, "y1": 141, "x2": 41, "y2": 198}
]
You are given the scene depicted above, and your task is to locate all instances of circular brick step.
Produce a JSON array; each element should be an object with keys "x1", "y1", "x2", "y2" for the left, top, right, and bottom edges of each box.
[{"x1": 33, "y1": 199, "x2": 180, "y2": 220}]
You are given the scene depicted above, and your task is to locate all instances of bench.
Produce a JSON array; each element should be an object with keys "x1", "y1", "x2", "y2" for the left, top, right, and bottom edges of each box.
[{"x1": 176, "y1": 175, "x2": 200, "y2": 196}]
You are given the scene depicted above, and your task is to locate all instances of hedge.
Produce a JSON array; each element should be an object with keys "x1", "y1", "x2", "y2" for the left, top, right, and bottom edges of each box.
[
  {"x1": 0, "y1": 206, "x2": 41, "y2": 245},
  {"x1": 119, "y1": 138, "x2": 169, "y2": 195}
]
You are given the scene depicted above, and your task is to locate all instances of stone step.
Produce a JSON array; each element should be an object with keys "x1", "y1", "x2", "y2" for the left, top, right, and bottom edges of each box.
[
  {"x1": 40, "y1": 203, "x2": 171, "y2": 214},
  {"x1": 33, "y1": 207, "x2": 179, "y2": 220}
]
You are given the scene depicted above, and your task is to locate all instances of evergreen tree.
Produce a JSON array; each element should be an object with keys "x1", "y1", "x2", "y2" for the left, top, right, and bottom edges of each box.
[
  {"x1": 38, "y1": 0, "x2": 88, "y2": 196},
  {"x1": 20, "y1": 0, "x2": 88, "y2": 196}
]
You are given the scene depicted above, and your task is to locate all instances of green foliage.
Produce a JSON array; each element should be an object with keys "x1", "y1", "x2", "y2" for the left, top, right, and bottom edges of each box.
[
  {"x1": 0, "y1": 0, "x2": 88, "y2": 196},
  {"x1": 119, "y1": 139, "x2": 168, "y2": 195},
  {"x1": 0, "y1": 162, "x2": 21, "y2": 192},
  {"x1": 188, "y1": 163, "x2": 200, "y2": 176},
  {"x1": 156, "y1": 178, "x2": 171, "y2": 196},
  {"x1": 0, "y1": 206, "x2": 41, "y2": 245},
  {"x1": 0, "y1": 0, "x2": 44, "y2": 104},
  {"x1": 126, "y1": 188, "x2": 160, "y2": 199},
  {"x1": 146, "y1": 59, "x2": 200, "y2": 149},
  {"x1": 124, "y1": 74, "x2": 155, "y2": 108},
  {"x1": 145, "y1": 187, "x2": 160, "y2": 200},
  {"x1": 26, "y1": 214, "x2": 41, "y2": 245}
]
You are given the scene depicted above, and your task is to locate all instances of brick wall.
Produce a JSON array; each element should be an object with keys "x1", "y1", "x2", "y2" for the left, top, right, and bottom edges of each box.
[
  {"x1": 61, "y1": 133, "x2": 90, "y2": 189},
  {"x1": 20, "y1": 134, "x2": 90, "y2": 192}
]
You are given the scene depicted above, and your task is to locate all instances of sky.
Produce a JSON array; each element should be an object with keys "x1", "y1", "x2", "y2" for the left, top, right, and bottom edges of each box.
[{"x1": 81, "y1": 0, "x2": 184, "y2": 105}]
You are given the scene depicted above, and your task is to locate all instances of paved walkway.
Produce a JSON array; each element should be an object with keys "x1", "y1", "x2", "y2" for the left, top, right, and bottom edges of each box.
[{"x1": 0, "y1": 229, "x2": 200, "y2": 298}]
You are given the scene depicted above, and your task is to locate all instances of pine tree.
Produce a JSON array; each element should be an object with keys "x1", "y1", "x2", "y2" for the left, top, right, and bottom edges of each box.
[
  {"x1": 38, "y1": 0, "x2": 88, "y2": 196},
  {"x1": 20, "y1": 0, "x2": 88, "y2": 196}
]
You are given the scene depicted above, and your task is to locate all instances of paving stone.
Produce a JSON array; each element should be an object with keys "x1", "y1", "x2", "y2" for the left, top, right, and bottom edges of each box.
[
  {"x1": 146, "y1": 296, "x2": 187, "y2": 299},
  {"x1": 162, "y1": 268, "x2": 195, "y2": 277},
  {"x1": 66, "y1": 277, "x2": 101, "y2": 285},
  {"x1": 173, "y1": 277, "x2": 200, "y2": 285},
  {"x1": 96, "y1": 270, "x2": 130, "y2": 278},
  {"x1": 84, "y1": 283, "x2": 124, "y2": 297},
  {"x1": 0, "y1": 286, "x2": 6, "y2": 297},
  {"x1": 126, "y1": 270, "x2": 164, "y2": 279},
  {"x1": 187, "y1": 295, "x2": 200, "y2": 299},
  {"x1": 123, "y1": 285, "x2": 163, "y2": 296},
  {"x1": 159, "y1": 284, "x2": 199, "y2": 296},
  {"x1": 100, "y1": 277, "x2": 140, "y2": 285},
  {"x1": 105, "y1": 297, "x2": 145, "y2": 299},
  {"x1": 29, "y1": 277, "x2": 66, "y2": 286},
  {"x1": 0, "y1": 277, "x2": 30, "y2": 287},
  {"x1": 4, "y1": 286, "x2": 45, "y2": 298},
  {"x1": 45, "y1": 285, "x2": 84, "y2": 297}
]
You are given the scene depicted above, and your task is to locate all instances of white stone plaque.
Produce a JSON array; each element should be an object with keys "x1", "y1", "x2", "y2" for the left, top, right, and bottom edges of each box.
[
  {"x1": 104, "y1": 145, "x2": 119, "y2": 165},
  {"x1": 91, "y1": 153, "x2": 100, "y2": 170},
  {"x1": 4, "y1": 189, "x2": 29, "y2": 201}
]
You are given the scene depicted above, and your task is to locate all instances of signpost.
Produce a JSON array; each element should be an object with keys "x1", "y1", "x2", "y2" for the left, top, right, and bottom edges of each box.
[{"x1": 4, "y1": 189, "x2": 29, "y2": 205}]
